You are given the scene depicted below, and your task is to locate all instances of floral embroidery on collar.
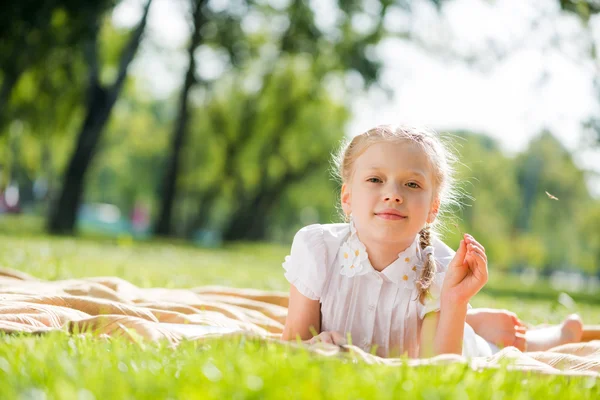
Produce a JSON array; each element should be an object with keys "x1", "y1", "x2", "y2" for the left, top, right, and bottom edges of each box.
[
  {"x1": 339, "y1": 219, "x2": 370, "y2": 277},
  {"x1": 338, "y1": 219, "x2": 436, "y2": 286},
  {"x1": 396, "y1": 237, "x2": 421, "y2": 289}
]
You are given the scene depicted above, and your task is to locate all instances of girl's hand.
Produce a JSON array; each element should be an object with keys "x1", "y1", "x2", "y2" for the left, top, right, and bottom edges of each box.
[
  {"x1": 441, "y1": 233, "x2": 488, "y2": 305},
  {"x1": 467, "y1": 308, "x2": 527, "y2": 351},
  {"x1": 305, "y1": 331, "x2": 347, "y2": 346}
]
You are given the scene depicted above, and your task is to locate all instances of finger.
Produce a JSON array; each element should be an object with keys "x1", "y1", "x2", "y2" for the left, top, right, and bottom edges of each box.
[
  {"x1": 318, "y1": 332, "x2": 333, "y2": 344},
  {"x1": 468, "y1": 245, "x2": 488, "y2": 264},
  {"x1": 456, "y1": 239, "x2": 467, "y2": 260},
  {"x1": 468, "y1": 243, "x2": 487, "y2": 262},
  {"x1": 509, "y1": 312, "x2": 522, "y2": 326},
  {"x1": 330, "y1": 331, "x2": 347, "y2": 346},
  {"x1": 467, "y1": 252, "x2": 488, "y2": 282},
  {"x1": 468, "y1": 242, "x2": 486, "y2": 255},
  {"x1": 466, "y1": 252, "x2": 487, "y2": 270},
  {"x1": 464, "y1": 253, "x2": 475, "y2": 268},
  {"x1": 514, "y1": 318, "x2": 527, "y2": 331},
  {"x1": 452, "y1": 239, "x2": 468, "y2": 267},
  {"x1": 513, "y1": 332, "x2": 527, "y2": 352},
  {"x1": 323, "y1": 333, "x2": 334, "y2": 344},
  {"x1": 465, "y1": 234, "x2": 485, "y2": 253}
]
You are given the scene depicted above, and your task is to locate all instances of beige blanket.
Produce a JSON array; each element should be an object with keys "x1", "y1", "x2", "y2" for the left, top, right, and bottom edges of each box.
[{"x1": 0, "y1": 267, "x2": 598, "y2": 378}]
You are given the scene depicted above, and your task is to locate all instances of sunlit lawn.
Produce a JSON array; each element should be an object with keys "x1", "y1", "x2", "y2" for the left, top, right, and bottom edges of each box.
[{"x1": 0, "y1": 215, "x2": 598, "y2": 399}]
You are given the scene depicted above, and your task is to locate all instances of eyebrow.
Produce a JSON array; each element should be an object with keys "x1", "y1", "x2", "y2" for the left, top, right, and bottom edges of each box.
[{"x1": 365, "y1": 167, "x2": 428, "y2": 180}]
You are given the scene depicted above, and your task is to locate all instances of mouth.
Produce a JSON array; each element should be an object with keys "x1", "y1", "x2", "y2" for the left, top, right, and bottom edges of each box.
[{"x1": 375, "y1": 209, "x2": 407, "y2": 220}]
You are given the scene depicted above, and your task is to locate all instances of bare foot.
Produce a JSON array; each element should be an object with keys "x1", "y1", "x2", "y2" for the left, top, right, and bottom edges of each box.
[
  {"x1": 525, "y1": 314, "x2": 583, "y2": 352},
  {"x1": 561, "y1": 314, "x2": 584, "y2": 342}
]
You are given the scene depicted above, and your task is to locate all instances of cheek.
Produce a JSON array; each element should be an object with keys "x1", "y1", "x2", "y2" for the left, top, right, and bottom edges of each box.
[
  {"x1": 413, "y1": 192, "x2": 433, "y2": 210},
  {"x1": 354, "y1": 190, "x2": 378, "y2": 207}
]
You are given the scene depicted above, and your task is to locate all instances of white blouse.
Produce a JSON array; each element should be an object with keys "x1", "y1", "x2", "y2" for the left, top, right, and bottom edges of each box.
[{"x1": 282, "y1": 223, "x2": 491, "y2": 358}]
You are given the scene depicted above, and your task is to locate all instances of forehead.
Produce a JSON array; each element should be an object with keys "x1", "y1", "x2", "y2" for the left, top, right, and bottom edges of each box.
[{"x1": 354, "y1": 141, "x2": 433, "y2": 177}]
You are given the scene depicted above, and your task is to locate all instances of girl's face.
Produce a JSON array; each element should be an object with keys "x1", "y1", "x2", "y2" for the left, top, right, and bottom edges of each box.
[{"x1": 341, "y1": 140, "x2": 439, "y2": 249}]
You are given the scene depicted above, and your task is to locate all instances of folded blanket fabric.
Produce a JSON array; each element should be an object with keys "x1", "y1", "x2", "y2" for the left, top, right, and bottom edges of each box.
[{"x1": 0, "y1": 267, "x2": 598, "y2": 377}]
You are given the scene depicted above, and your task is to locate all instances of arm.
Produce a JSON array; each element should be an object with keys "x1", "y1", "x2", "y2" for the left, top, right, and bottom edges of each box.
[
  {"x1": 419, "y1": 301, "x2": 468, "y2": 358},
  {"x1": 281, "y1": 284, "x2": 321, "y2": 341},
  {"x1": 421, "y1": 234, "x2": 488, "y2": 357}
]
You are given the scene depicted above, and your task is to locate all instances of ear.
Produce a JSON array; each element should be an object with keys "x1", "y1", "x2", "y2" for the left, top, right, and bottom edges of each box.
[
  {"x1": 341, "y1": 184, "x2": 352, "y2": 216},
  {"x1": 427, "y1": 197, "x2": 440, "y2": 224}
]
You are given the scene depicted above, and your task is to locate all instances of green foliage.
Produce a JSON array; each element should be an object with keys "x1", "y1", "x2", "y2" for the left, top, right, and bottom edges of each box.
[
  {"x1": 559, "y1": 0, "x2": 600, "y2": 22},
  {"x1": 177, "y1": 55, "x2": 348, "y2": 238},
  {"x1": 86, "y1": 83, "x2": 172, "y2": 215},
  {"x1": 444, "y1": 133, "x2": 521, "y2": 269},
  {"x1": 2, "y1": 0, "x2": 600, "y2": 274},
  {"x1": 441, "y1": 131, "x2": 599, "y2": 274},
  {"x1": 515, "y1": 133, "x2": 593, "y2": 272},
  {"x1": 0, "y1": 0, "x2": 115, "y2": 127}
]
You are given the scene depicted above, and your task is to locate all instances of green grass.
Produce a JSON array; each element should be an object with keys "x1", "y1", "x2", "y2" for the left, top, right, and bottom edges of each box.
[
  {"x1": 0, "y1": 214, "x2": 598, "y2": 399},
  {"x1": 1, "y1": 333, "x2": 597, "y2": 399}
]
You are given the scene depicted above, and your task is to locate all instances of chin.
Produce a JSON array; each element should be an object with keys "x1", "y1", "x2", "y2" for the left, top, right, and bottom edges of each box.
[
  {"x1": 373, "y1": 222, "x2": 419, "y2": 241},
  {"x1": 372, "y1": 224, "x2": 406, "y2": 242}
]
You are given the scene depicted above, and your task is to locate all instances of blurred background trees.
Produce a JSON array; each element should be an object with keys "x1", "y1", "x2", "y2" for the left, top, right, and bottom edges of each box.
[{"x1": 1, "y1": 0, "x2": 599, "y2": 279}]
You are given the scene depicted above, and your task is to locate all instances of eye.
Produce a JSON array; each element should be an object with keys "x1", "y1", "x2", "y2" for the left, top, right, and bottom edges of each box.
[
  {"x1": 367, "y1": 177, "x2": 382, "y2": 183},
  {"x1": 406, "y1": 182, "x2": 421, "y2": 189}
]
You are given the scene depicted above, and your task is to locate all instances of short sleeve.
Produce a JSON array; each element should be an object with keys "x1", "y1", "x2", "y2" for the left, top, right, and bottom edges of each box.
[
  {"x1": 282, "y1": 224, "x2": 328, "y2": 300},
  {"x1": 418, "y1": 237, "x2": 471, "y2": 318},
  {"x1": 418, "y1": 270, "x2": 446, "y2": 319}
]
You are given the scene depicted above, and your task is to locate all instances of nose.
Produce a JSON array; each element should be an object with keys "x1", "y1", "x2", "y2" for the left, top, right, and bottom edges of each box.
[
  {"x1": 384, "y1": 195, "x2": 402, "y2": 203},
  {"x1": 384, "y1": 184, "x2": 403, "y2": 203}
]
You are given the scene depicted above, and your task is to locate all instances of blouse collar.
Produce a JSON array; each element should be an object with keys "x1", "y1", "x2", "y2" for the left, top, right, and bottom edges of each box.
[
  {"x1": 381, "y1": 235, "x2": 422, "y2": 288},
  {"x1": 339, "y1": 221, "x2": 429, "y2": 289}
]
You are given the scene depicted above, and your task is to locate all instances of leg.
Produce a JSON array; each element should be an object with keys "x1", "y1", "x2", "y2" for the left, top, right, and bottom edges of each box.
[
  {"x1": 523, "y1": 314, "x2": 583, "y2": 352},
  {"x1": 467, "y1": 309, "x2": 587, "y2": 352}
]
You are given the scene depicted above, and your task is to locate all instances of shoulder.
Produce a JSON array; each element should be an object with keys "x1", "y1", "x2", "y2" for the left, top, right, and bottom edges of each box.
[
  {"x1": 292, "y1": 223, "x2": 350, "y2": 252},
  {"x1": 283, "y1": 223, "x2": 349, "y2": 300},
  {"x1": 288, "y1": 223, "x2": 350, "y2": 276}
]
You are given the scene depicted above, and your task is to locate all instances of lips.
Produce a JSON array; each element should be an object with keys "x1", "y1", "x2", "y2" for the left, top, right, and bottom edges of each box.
[{"x1": 375, "y1": 209, "x2": 407, "y2": 220}]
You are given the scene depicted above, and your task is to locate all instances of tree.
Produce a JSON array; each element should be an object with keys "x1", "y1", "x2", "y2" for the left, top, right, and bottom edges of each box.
[
  {"x1": 154, "y1": 0, "x2": 208, "y2": 236},
  {"x1": 444, "y1": 132, "x2": 522, "y2": 269},
  {"x1": 155, "y1": 0, "x2": 450, "y2": 238},
  {"x1": 85, "y1": 83, "x2": 171, "y2": 217},
  {"x1": 0, "y1": 1, "x2": 115, "y2": 132},
  {"x1": 47, "y1": 0, "x2": 153, "y2": 234},
  {"x1": 171, "y1": 59, "x2": 348, "y2": 240},
  {"x1": 559, "y1": 0, "x2": 600, "y2": 144},
  {"x1": 514, "y1": 132, "x2": 593, "y2": 273}
]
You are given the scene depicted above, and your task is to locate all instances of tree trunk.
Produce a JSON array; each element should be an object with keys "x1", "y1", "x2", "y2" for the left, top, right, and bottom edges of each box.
[
  {"x1": 185, "y1": 189, "x2": 219, "y2": 237},
  {"x1": 222, "y1": 161, "x2": 320, "y2": 241},
  {"x1": 47, "y1": 0, "x2": 153, "y2": 235},
  {"x1": 0, "y1": 70, "x2": 20, "y2": 131},
  {"x1": 47, "y1": 84, "x2": 112, "y2": 233},
  {"x1": 154, "y1": 0, "x2": 207, "y2": 236}
]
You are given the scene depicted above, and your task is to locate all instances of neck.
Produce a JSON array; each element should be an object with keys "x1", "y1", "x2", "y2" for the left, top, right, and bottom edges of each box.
[{"x1": 357, "y1": 233, "x2": 415, "y2": 272}]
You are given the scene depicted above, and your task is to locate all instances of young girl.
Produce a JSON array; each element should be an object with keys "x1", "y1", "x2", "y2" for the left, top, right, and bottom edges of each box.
[{"x1": 281, "y1": 125, "x2": 584, "y2": 358}]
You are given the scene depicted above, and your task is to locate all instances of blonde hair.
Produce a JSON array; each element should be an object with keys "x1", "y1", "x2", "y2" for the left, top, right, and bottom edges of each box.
[{"x1": 332, "y1": 124, "x2": 461, "y2": 303}]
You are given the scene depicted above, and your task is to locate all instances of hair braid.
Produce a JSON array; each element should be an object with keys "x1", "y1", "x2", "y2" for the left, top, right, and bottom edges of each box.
[{"x1": 416, "y1": 224, "x2": 435, "y2": 304}]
